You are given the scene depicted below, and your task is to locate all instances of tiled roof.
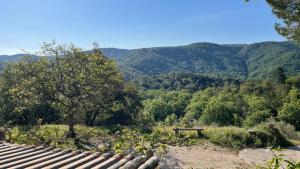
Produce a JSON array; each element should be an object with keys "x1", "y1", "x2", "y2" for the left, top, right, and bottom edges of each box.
[{"x1": 0, "y1": 142, "x2": 159, "y2": 169}]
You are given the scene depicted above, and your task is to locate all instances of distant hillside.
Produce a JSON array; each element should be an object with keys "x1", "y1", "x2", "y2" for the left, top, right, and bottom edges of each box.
[
  {"x1": 0, "y1": 54, "x2": 39, "y2": 62},
  {"x1": 1, "y1": 41, "x2": 300, "y2": 80},
  {"x1": 120, "y1": 43, "x2": 248, "y2": 79},
  {"x1": 119, "y1": 42, "x2": 300, "y2": 80},
  {"x1": 100, "y1": 48, "x2": 131, "y2": 60},
  {"x1": 236, "y1": 42, "x2": 300, "y2": 79}
]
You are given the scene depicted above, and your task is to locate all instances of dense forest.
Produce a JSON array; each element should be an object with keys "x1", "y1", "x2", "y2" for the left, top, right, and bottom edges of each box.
[
  {"x1": 118, "y1": 41, "x2": 300, "y2": 80},
  {"x1": 1, "y1": 41, "x2": 300, "y2": 81},
  {"x1": 133, "y1": 72, "x2": 241, "y2": 91}
]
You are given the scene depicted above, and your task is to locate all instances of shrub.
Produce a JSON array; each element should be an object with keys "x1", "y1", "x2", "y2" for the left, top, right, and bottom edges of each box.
[
  {"x1": 278, "y1": 101, "x2": 300, "y2": 130},
  {"x1": 243, "y1": 110, "x2": 272, "y2": 127},
  {"x1": 164, "y1": 114, "x2": 177, "y2": 126},
  {"x1": 199, "y1": 99, "x2": 235, "y2": 126},
  {"x1": 272, "y1": 121, "x2": 299, "y2": 140},
  {"x1": 253, "y1": 121, "x2": 292, "y2": 147},
  {"x1": 202, "y1": 126, "x2": 253, "y2": 149}
]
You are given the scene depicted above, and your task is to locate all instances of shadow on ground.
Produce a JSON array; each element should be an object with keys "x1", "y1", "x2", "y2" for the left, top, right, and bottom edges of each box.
[{"x1": 159, "y1": 154, "x2": 182, "y2": 169}]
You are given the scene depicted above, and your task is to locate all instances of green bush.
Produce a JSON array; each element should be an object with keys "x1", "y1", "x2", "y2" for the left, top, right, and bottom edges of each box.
[
  {"x1": 272, "y1": 121, "x2": 299, "y2": 140},
  {"x1": 253, "y1": 121, "x2": 292, "y2": 147},
  {"x1": 278, "y1": 101, "x2": 300, "y2": 130},
  {"x1": 202, "y1": 126, "x2": 254, "y2": 149},
  {"x1": 200, "y1": 100, "x2": 235, "y2": 126},
  {"x1": 243, "y1": 110, "x2": 272, "y2": 127},
  {"x1": 164, "y1": 114, "x2": 177, "y2": 126}
]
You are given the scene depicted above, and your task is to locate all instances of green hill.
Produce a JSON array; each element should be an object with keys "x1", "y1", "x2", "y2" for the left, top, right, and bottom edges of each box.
[
  {"x1": 237, "y1": 41, "x2": 300, "y2": 79},
  {"x1": 1, "y1": 41, "x2": 299, "y2": 80},
  {"x1": 118, "y1": 41, "x2": 300, "y2": 80},
  {"x1": 120, "y1": 42, "x2": 247, "y2": 79}
]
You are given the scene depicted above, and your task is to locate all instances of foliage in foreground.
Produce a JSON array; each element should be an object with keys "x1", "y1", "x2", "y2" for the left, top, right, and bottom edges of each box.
[
  {"x1": 3, "y1": 125, "x2": 171, "y2": 155},
  {"x1": 257, "y1": 148, "x2": 300, "y2": 169},
  {"x1": 202, "y1": 126, "x2": 254, "y2": 149}
]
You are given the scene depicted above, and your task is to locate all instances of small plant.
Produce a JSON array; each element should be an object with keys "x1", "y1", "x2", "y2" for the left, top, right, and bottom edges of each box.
[
  {"x1": 111, "y1": 128, "x2": 168, "y2": 156},
  {"x1": 257, "y1": 147, "x2": 300, "y2": 169},
  {"x1": 164, "y1": 114, "x2": 177, "y2": 126}
]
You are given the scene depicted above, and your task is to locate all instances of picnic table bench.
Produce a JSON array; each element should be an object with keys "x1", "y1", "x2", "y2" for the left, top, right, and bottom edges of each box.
[{"x1": 173, "y1": 127, "x2": 204, "y2": 136}]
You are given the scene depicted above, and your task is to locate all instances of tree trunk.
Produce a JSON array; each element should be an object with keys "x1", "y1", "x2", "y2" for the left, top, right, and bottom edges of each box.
[
  {"x1": 85, "y1": 111, "x2": 99, "y2": 127},
  {"x1": 90, "y1": 112, "x2": 98, "y2": 126},
  {"x1": 66, "y1": 113, "x2": 76, "y2": 138}
]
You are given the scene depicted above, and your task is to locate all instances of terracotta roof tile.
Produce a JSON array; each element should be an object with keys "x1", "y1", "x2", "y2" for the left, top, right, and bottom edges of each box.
[{"x1": 0, "y1": 142, "x2": 159, "y2": 169}]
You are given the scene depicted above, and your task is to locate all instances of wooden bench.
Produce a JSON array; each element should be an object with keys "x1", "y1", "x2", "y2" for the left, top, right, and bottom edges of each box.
[{"x1": 173, "y1": 127, "x2": 204, "y2": 136}]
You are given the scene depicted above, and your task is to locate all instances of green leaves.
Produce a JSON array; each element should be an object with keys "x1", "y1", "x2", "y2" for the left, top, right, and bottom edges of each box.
[
  {"x1": 0, "y1": 42, "x2": 141, "y2": 133},
  {"x1": 267, "y1": 0, "x2": 300, "y2": 42},
  {"x1": 140, "y1": 90, "x2": 191, "y2": 124},
  {"x1": 278, "y1": 89, "x2": 300, "y2": 130}
]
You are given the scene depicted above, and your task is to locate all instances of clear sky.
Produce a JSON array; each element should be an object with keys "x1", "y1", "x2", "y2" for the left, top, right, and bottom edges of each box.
[{"x1": 0, "y1": 0, "x2": 284, "y2": 54}]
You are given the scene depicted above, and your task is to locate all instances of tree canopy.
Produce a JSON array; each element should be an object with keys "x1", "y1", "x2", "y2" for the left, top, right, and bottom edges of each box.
[
  {"x1": 267, "y1": 0, "x2": 300, "y2": 42},
  {"x1": 0, "y1": 42, "x2": 140, "y2": 137}
]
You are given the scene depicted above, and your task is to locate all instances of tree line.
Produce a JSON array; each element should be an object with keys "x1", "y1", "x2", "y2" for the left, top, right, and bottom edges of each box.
[{"x1": 138, "y1": 71, "x2": 300, "y2": 131}]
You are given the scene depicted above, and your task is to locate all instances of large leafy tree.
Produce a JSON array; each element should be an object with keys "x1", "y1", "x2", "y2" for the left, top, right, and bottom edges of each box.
[
  {"x1": 0, "y1": 42, "x2": 137, "y2": 137},
  {"x1": 42, "y1": 42, "x2": 130, "y2": 137}
]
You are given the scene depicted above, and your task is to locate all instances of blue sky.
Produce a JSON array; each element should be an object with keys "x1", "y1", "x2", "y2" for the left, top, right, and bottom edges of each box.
[{"x1": 0, "y1": 0, "x2": 284, "y2": 54}]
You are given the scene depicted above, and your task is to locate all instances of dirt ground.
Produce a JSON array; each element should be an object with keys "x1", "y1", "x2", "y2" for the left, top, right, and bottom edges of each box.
[
  {"x1": 160, "y1": 143, "x2": 300, "y2": 169},
  {"x1": 238, "y1": 146, "x2": 300, "y2": 167}
]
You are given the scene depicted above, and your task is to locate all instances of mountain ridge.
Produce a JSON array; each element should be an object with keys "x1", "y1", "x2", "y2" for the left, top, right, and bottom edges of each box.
[{"x1": 1, "y1": 41, "x2": 299, "y2": 80}]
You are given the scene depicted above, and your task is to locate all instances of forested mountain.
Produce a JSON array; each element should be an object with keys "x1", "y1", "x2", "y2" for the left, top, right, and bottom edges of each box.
[
  {"x1": 0, "y1": 54, "x2": 40, "y2": 62},
  {"x1": 237, "y1": 42, "x2": 300, "y2": 79},
  {"x1": 1, "y1": 41, "x2": 300, "y2": 80},
  {"x1": 118, "y1": 41, "x2": 300, "y2": 80},
  {"x1": 121, "y1": 43, "x2": 248, "y2": 79},
  {"x1": 100, "y1": 48, "x2": 131, "y2": 60}
]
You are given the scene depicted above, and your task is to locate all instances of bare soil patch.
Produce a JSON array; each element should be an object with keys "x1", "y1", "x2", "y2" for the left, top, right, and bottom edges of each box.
[
  {"x1": 238, "y1": 146, "x2": 300, "y2": 167},
  {"x1": 160, "y1": 143, "x2": 252, "y2": 169},
  {"x1": 160, "y1": 143, "x2": 300, "y2": 169}
]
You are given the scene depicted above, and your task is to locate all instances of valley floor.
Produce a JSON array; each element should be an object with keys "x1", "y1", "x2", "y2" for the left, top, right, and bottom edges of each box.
[{"x1": 160, "y1": 143, "x2": 300, "y2": 169}]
